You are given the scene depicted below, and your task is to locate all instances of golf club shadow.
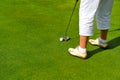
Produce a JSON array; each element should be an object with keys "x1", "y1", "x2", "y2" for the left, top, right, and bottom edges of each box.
[{"x1": 87, "y1": 36, "x2": 120, "y2": 59}]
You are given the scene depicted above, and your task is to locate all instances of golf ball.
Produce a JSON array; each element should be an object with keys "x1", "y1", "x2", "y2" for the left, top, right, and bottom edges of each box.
[{"x1": 60, "y1": 37, "x2": 64, "y2": 41}]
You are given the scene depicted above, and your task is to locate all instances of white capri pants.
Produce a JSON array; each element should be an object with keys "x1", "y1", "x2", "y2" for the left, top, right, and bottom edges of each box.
[{"x1": 79, "y1": 0, "x2": 114, "y2": 36}]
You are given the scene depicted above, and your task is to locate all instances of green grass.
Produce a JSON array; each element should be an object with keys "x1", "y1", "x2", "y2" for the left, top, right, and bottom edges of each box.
[{"x1": 0, "y1": 0, "x2": 120, "y2": 80}]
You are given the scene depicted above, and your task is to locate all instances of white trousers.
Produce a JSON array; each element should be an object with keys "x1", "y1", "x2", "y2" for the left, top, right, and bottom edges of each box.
[{"x1": 79, "y1": 0, "x2": 114, "y2": 36}]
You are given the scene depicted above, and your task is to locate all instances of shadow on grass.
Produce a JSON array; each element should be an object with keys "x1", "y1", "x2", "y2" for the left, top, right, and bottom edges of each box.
[
  {"x1": 109, "y1": 28, "x2": 120, "y2": 33},
  {"x1": 87, "y1": 36, "x2": 120, "y2": 58}
]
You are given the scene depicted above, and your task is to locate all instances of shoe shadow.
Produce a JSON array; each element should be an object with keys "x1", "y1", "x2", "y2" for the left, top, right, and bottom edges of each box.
[{"x1": 87, "y1": 37, "x2": 120, "y2": 59}]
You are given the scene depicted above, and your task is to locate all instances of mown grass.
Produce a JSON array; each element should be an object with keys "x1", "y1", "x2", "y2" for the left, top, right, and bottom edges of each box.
[{"x1": 0, "y1": 0, "x2": 120, "y2": 80}]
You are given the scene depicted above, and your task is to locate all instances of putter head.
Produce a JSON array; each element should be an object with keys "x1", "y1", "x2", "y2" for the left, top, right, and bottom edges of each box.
[{"x1": 60, "y1": 36, "x2": 70, "y2": 42}]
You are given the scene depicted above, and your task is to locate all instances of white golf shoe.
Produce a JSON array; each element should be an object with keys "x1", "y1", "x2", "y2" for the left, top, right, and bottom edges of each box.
[
  {"x1": 68, "y1": 46, "x2": 87, "y2": 59},
  {"x1": 89, "y1": 38, "x2": 108, "y2": 48}
]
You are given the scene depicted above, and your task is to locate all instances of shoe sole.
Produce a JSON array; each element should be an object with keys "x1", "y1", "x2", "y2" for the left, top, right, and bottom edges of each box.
[
  {"x1": 68, "y1": 49, "x2": 87, "y2": 59},
  {"x1": 89, "y1": 42, "x2": 108, "y2": 49}
]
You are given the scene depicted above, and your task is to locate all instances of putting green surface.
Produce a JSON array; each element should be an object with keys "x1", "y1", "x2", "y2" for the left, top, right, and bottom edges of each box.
[{"x1": 0, "y1": 0, "x2": 120, "y2": 80}]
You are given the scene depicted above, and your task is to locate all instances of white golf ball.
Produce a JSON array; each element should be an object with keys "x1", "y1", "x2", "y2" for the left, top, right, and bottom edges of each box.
[{"x1": 60, "y1": 37, "x2": 64, "y2": 41}]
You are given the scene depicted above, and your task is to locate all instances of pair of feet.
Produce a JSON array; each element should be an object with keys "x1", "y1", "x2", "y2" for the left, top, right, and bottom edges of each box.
[{"x1": 68, "y1": 38, "x2": 108, "y2": 59}]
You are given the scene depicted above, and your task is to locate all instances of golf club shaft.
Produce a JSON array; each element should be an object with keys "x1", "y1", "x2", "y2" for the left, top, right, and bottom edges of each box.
[{"x1": 65, "y1": 0, "x2": 78, "y2": 36}]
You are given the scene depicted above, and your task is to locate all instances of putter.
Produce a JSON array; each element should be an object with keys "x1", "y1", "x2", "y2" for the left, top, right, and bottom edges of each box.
[{"x1": 60, "y1": 0, "x2": 78, "y2": 42}]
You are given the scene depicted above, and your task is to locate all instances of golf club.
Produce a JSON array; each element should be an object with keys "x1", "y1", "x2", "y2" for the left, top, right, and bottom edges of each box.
[{"x1": 60, "y1": 0, "x2": 78, "y2": 42}]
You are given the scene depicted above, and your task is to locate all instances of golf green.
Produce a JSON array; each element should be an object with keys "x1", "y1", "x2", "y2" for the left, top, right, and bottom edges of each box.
[{"x1": 0, "y1": 0, "x2": 120, "y2": 80}]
